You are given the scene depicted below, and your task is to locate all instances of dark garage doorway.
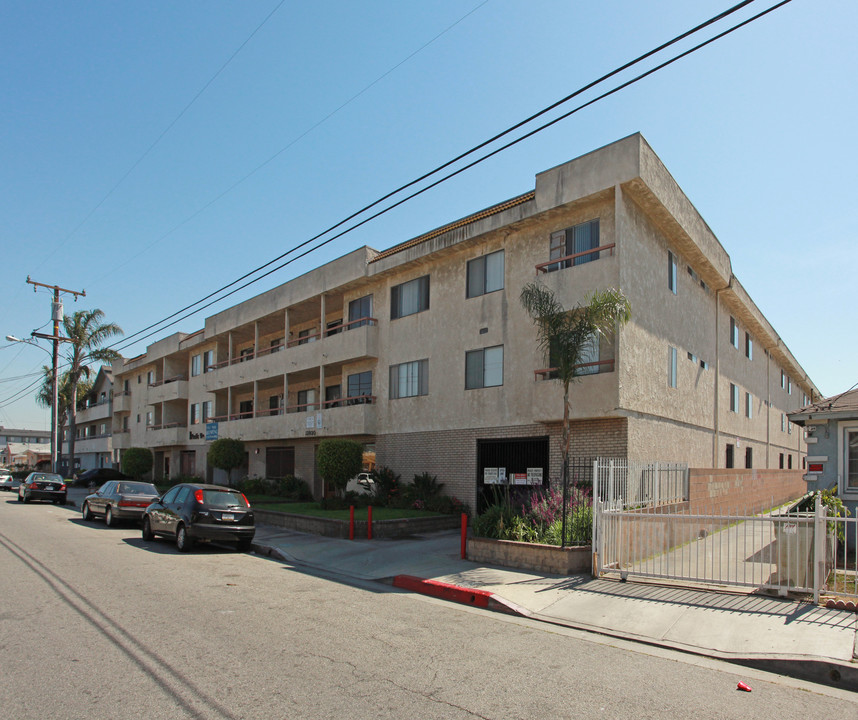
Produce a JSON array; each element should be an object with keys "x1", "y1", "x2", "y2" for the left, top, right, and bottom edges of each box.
[{"x1": 476, "y1": 436, "x2": 549, "y2": 513}]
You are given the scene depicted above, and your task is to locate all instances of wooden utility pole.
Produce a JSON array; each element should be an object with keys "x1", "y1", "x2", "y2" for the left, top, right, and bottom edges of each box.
[{"x1": 26, "y1": 277, "x2": 85, "y2": 475}]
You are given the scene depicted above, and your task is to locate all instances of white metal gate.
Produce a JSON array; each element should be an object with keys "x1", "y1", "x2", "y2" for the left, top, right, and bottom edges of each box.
[
  {"x1": 594, "y1": 459, "x2": 688, "y2": 508},
  {"x1": 593, "y1": 495, "x2": 854, "y2": 602}
]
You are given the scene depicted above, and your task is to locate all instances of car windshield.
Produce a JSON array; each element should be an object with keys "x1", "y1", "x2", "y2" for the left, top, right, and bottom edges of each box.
[
  {"x1": 31, "y1": 474, "x2": 63, "y2": 483},
  {"x1": 202, "y1": 490, "x2": 247, "y2": 509},
  {"x1": 118, "y1": 483, "x2": 158, "y2": 496}
]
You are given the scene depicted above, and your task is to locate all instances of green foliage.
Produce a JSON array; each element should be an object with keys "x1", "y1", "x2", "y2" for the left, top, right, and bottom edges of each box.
[
  {"x1": 237, "y1": 475, "x2": 312, "y2": 502},
  {"x1": 820, "y1": 488, "x2": 850, "y2": 543},
  {"x1": 121, "y1": 447, "x2": 153, "y2": 479},
  {"x1": 370, "y1": 466, "x2": 401, "y2": 506},
  {"x1": 316, "y1": 439, "x2": 364, "y2": 497},
  {"x1": 207, "y1": 439, "x2": 246, "y2": 483}
]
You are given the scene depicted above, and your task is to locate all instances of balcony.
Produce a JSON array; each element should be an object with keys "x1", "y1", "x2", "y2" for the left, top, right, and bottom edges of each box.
[
  {"x1": 74, "y1": 434, "x2": 112, "y2": 454},
  {"x1": 531, "y1": 361, "x2": 619, "y2": 422},
  {"x1": 534, "y1": 246, "x2": 619, "y2": 308},
  {"x1": 210, "y1": 396, "x2": 377, "y2": 442},
  {"x1": 76, "y1": 399, "x2": 112, "y2": 423},
  {"x1": 112, "y1": 429, "x2": 131, "y2": 449},
  {"x1": 148, "y1": 376, "x2": 189, "y2": 403},
  {"x1": 113, "y1": 391, "x2": 131, "y2": 413},
  {"x1": 145, "y1": 422, "x2": 188, "y2": 447}
]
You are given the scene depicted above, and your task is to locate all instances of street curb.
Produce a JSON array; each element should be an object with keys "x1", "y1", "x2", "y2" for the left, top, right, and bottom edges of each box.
[{"x1": 392, "y1": 574, "x2": 531, "y2": 617}]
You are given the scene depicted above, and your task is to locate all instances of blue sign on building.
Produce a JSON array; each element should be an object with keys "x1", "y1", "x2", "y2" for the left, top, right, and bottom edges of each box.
[{"x1": 205, "y1": 422, "x2": 218, "y2": 442}]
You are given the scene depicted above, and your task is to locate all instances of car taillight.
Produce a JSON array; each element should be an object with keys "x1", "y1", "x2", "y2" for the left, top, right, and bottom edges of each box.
[
  {"x1": 241, "y1": 493, "x2": 250, "y2": 507},
  {"x1": 59, "y1": 484, "x2": 66, "y2": 491},
  {"x1": 29, "y1": 482, "x2": 38, "y2": 489},
  {"x1": 194, "y1": 489, "x2": 205, "y2": 504}
]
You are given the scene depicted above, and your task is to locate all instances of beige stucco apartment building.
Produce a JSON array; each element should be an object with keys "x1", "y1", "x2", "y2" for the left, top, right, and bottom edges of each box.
[{"x1": 111, "y1": 134, "x2": 818, "y2": 509}]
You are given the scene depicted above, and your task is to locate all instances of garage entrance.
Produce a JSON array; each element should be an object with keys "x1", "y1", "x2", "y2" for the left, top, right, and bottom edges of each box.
[{"x1": 476, "y1": 436, "x2": 549, "y2": 513}]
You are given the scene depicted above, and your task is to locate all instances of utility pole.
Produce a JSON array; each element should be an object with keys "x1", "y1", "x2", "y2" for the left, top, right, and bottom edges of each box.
[{"x1": 26, "y1": 277, "x2": 85, "y2": 475}]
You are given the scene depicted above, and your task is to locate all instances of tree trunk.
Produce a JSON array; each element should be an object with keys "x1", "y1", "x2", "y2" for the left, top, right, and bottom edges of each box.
[{"x1": 68, "y1": 385, "x2": 78, "y2": 479}]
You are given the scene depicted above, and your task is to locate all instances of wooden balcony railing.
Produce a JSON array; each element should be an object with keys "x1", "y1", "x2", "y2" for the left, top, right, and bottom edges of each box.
[
  {"x1": 534, "y1": 359, "x2": 615, "y2": 379},
  {"x1": 535, "y1": 243, "x2": 615, "y2": 274}
]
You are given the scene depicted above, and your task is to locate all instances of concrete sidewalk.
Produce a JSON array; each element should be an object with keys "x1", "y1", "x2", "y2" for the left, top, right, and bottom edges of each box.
[{"x1": 251, "y1": 524, "x2": 858, "y2": 690}]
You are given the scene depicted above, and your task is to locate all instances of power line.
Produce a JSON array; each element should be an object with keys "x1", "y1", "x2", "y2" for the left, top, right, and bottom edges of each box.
[{"x1": 110, "y1": 0, "x2": 782, "y2": 355}]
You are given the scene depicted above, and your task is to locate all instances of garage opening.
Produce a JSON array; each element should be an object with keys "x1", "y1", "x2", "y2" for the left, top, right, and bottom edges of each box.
[{"x1": 476, "y1": 436, "x2": 549, "y2": 513}]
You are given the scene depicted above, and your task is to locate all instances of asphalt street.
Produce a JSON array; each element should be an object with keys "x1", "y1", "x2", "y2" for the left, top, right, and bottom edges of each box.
[{"x1": 0, "y1": 494, "x2": 855, "y2": 719}]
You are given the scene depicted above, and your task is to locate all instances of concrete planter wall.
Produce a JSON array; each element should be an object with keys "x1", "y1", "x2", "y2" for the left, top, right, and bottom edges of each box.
[
  {"x1": 467, "y1": 536, "x2": 592, "y2": 575},
  {"x1": 254, "y1": 508, "x2": 461, "y2": 539}
]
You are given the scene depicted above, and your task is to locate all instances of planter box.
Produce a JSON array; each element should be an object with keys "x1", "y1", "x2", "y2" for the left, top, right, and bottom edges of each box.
[
  {"x1": 254, "y1": 508, "x2": 461, "y2": 539},
  {"x1": 467, "y1": 536, "x2": 592, "y2": 575}
]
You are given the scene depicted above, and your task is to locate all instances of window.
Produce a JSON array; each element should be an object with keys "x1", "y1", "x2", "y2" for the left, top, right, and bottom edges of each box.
[
  {"x1": 726, "y1": 444, "x2": 734, "y2": 469},
  {"x1": 787, "y1": 378, "x2": 792, "y2": 395},
  {"x1": 147, "y1": 371, "x2": 155, "y2": 385},
  {"x1": 270, "y1": 338, "x2": 283, "y2": 353},
  {"x1": 268, "y1": 395, "x2": 283, "y2": 414},
  {"x1": 788, "y1": 454, "x2": 793, "y2": 469},
  {"x1": 730, "y1": 317, "x2": 739, "y2": 349},
  {"x1": 779, "y1": 453, "x2": 784, "y2": 469},
  {"x1": 781, "y1": 413, "x2": 786, "y2": 432},
  {"x1": 390, "y1": 360, "x2": 429, "y2": 399},
  {"x1": 347, "y1": 371, "x2": 373, "y2": 403},
  {"x1": 466, "y1": 346, "x2": 503, "y2": 389},
  {"x1": 846, "y1": 429, "x2": 858, "y2": 492},
  {"x1": 203, "y1": 350, "x2": 214, "y2": 373},
  {"x1": 687, "y1": 351, "x2": 697, "y2": 363},
  {"x1": 745, "y1": 332, "x2": 753, "y2": 360},
  {"x1": 700, "y1": 359, "x2": 709, "y2": 370},
  {"x1": 391, "y1": 276, "x2": 429, "y2": 319},
  {"x1": 668, "y1": 347, "x2": 677, "y2": 388},
  {"x1": 325, "y1": 385, "x2": 341, "y2": 408},
  {"x1": 123, "y1": 379, "x2": 130, "y2": 393},
  {"x1": 781, "y1": 370, "x2": 786, "y2": 389},
  {"x1": 137, "y1": 375, "x2": 141, "y2": 384},
  {"x1": 191, "y1": 355, "x2": 201, "y2": 377},
  {"x1": 326, "y1": 320, "x2": 342, "y2": 337},
  {"x1": 549, "y1": 219, "x2": 600, "y2": 269},
  {"x1": 730, "y1": 383, "x2": 739, "y2": 413},
  {"x1": 190, "y1": 403, "x2": 200, "y2": 425},
  {"x1": 146, "y1": 411, "x2": 153, "y2": 426},
  {"x1": 297, "y1": 388, "x2": 317, "y2": 411},
  {"x1": 202, "y1": 401, "x2": 213, "y2": 422},
  {"x1": 238, "y1": 400, "x2": 253, "y2": 417},
  {"x1": 467, "y1": 250, "x2": 504, "y2": 298},
  {"x1": 123, "y1": 416, "x2": 129, "y2": 431},
  {"x1": 239, "y1": 347, "x2": 254, "y2": 362},
  {"x1": 297, "y1": 328, "x2": 315, "y2": 345},
  {"x1": 348, "y1": 295, "x2": 373, "y2": 329},
  {"x1": 745, "y1": 392, "x2": 752, "y2": 419},
  {"x1": 745, "y1": 447, "x2": 753, "y2": 469},
  {"x1": 668, "y1": 251, "x2": 677, "y2": 294}
]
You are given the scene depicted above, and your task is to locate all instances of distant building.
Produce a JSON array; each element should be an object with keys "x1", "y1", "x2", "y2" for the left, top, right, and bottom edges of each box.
[
  {"x1": 111, "y1": 134, "x2": 817, "y2": 510},
  {"x1": 60, "y1": 366, "x2": 115, "y2": 474},
  {"x1": 0, "y1": 426, "x2": 51, "y2": 468}
]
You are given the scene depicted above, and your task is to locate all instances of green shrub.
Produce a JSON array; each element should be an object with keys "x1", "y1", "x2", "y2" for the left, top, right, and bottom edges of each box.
[
  {"x1": 275, "y1": 475, "x2": 312, "y2": 501},
  {"x1": 474, "y1": 502, "x2": 516, "y2": 539},
  {"x1": 207, "y1": 439, "x2": 246, "y2": 484},
  {"x1": 316, "y1": 439, "x2": 364, "y2": 498},
  {"x1": 122, "y1": 447, "x2": 153, "y2": 480},
  {"x1": 370, "y1": 466, "x2": 401, "y2": 507}
]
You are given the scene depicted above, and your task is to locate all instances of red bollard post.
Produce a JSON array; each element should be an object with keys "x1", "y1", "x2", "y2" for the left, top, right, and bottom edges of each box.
[
  {"x1": 461, "y1": 513, "x2": 467, "y2": 559},
  {"x1": 367, "y1": 505, "x2": 373, "y2": 540},
  {"x1": 349, "y1": 505, "x2": 355, "y2": 540}
]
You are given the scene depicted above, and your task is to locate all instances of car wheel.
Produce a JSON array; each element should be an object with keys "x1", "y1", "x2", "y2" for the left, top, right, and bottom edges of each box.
[
  {"x1": 17, "y1": 492, "x2": 23, "y2": 503},
  {"x1": 176, "y1": 524, "x2": 194, "y2": 552},
  {"x1": 141, "y1": 516, "x2": 155, "y2": 541},
  {"x1": 236, "y1": 538, "x2": 252, "y2": 552},
  {"x1": 23, "y1": 493, "x2": 30, "y2": 503},
  {"x1": 105, "y1": 506, "x2": 114, "y2": 527},
  {"x1": 82, "y1": 502, "x2": 92, "y2": 521}
]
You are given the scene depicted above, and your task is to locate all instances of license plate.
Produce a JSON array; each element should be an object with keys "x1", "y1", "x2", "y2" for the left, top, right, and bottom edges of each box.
[{"x1": 221, "y1": 513, "x2": 234, "y2": 522}]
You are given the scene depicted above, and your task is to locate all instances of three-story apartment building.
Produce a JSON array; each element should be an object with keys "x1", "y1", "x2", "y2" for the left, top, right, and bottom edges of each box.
[
  {"x1": 62, "y1": 366, "x2": 114, "y2": 474},
  {"x1": 111, "y1": 134, "x2": 818, "y2": 508}
]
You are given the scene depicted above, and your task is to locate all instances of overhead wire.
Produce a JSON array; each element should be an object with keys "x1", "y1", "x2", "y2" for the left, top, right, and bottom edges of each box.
[{"x1": 109, "y1": 0, "x2": 789, "y2": 355}]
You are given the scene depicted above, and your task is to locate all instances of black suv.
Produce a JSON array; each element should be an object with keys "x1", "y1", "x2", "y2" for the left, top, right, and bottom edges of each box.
[
  {"x1": 74, "y1": 467, "x2": 133, "y2": 487},
  {"x1": 141, "y1": 483, "x2": 255, "y2": 552}
]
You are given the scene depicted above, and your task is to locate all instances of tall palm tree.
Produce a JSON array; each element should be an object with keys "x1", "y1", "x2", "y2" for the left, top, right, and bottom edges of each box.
[
  {"x1": 63, "y1": 309, "x2": 123, "y2": 477},
  {"x1": 520, "y1": 283, "x2": 631, "y2": 544}
]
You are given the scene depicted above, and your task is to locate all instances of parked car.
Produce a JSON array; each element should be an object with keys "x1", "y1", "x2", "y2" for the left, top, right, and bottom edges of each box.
[
  {"x1": 17, "y1": 472, "x2": 67, "y2": 504},
  {"x1": 346, "y1": 472, "x2": 375, "y2": 495},
  {"x1": 81, "y1": 480, "x2": 160, "y2": 526},
  {"x1": 74, "y1": 467, "x2": 133, "y2": 487},
  {"x1": 0, "y1": 470, "x2": 15, "y2": 492},
  {"x1": 141, "y1": 483, "x2": 255, "y2": 552}
]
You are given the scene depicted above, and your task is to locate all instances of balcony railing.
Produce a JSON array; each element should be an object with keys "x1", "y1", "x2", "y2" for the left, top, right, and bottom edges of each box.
[
  {"x1": 533, "y1": 359, "x2": 615, "y2": 379},
  {"x1": 146, "y1": 422, "x2": 188, "y2": 431},
  {"x1": 148, "y1": 375, "x2": 188, "y2": 388},
  {"x1": 287, "y1": 317, "x2": 377, "y2": 348},
  {"x1": 535, "y1": 244, "x2": 615, "y2": 274},
  {"x1": 209, "y1": 395, "x2": 376, "y2": 422}
]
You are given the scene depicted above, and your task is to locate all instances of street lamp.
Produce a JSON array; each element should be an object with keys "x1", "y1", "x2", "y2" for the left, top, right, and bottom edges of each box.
[{"x1": 6, "y1": 332, "x2": 70, "y2": 475}]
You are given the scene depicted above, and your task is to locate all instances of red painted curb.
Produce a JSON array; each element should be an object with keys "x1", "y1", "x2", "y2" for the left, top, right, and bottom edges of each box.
[{"x1": 393, "y1": 575, "x2": 493, "y2": 609}]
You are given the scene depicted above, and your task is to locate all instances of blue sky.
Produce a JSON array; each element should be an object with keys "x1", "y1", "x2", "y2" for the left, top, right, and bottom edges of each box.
[{"x1": 2, "y1": 0, "x2": 856, "y2": 430}]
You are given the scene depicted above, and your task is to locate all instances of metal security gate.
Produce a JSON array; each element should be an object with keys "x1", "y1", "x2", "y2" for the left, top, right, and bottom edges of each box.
[
  {"x1": 476, "y1": 437, "x2": 548, "y2": 513},
  {"x1": 594, "y1": 459, "x2": 688, "y2": 508},
  {"x1": 593, "y1": 495, "x2": 847, "y2": 602}
]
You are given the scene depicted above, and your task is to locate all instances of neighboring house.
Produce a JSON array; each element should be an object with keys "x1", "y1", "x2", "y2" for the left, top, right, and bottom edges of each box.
[
  {"x1": 111, "y1": 133, "x2": 817, "y2": 510},
  {"x1": 61, "y1": 366, "x2": 115, "y2": 474},
  {"x1": 0, "y1": 426, "x2": 50, "y2": 447},
  {"x1": 789, "y1": 388, "x2": 858, "y2": 520},
  {"x1": 1, "y1": 441, "x2": 51, "y2": 468}
]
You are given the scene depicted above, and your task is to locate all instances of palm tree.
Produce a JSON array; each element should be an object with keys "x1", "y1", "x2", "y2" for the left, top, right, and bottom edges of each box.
[
  {"x1": 62, "y1": 309, "x2": 123, "y2": 477},
  {"x1": 520, "y1": 283, "x2": 631, "y2": 544},
  {"x1": 35, "y1": 367, "x2": 82, "y2": 474}
]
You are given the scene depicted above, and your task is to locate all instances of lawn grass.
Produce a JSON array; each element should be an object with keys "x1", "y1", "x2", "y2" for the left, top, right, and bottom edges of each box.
[{"x1": 251, "y1": 501, "x2": 442, "y2": 521}]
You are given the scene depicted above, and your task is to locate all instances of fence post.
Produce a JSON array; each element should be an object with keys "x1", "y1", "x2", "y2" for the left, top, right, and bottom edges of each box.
[
  {"x1": 349, "y1": 505, "x2": 355, "y2": 541},
  {"x1": 813, "y1": 492, "x2": 825, "y2": 605},
  {"x1": 653, "y1": 462, "x2": 660, "y2": 507}
]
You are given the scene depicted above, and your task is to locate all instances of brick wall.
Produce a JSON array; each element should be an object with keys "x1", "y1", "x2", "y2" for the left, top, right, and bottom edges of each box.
[
  {"x1": 376, "y1": 417, "x2": 627, "y2": 511},
  {"x1": 687, "y1": 468, "x2": 807, "y2": 515}
]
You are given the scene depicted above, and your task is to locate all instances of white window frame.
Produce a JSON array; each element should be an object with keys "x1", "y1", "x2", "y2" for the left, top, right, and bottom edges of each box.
[
  {"x1": 191, "y1": 354, "x2": 201, "y2": 377},
  {"x1": 465, "y1": 346, "x2": 503, "y2": 389},
  {"x1": 730, "y1": 383, "x2": 739, "y2": 413},
  {"x1": 840, "y1": 424, "x2": 858, "y2": 497},
  {"x1": 745, "y1": 391, "x2": 752, "y2": 419},
  {"x1": 467, "y1": 250, "x2": 504, "y2": 298},
  {"x1": 390, "y1": 359, "x2": 429, "y2": 399}
]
